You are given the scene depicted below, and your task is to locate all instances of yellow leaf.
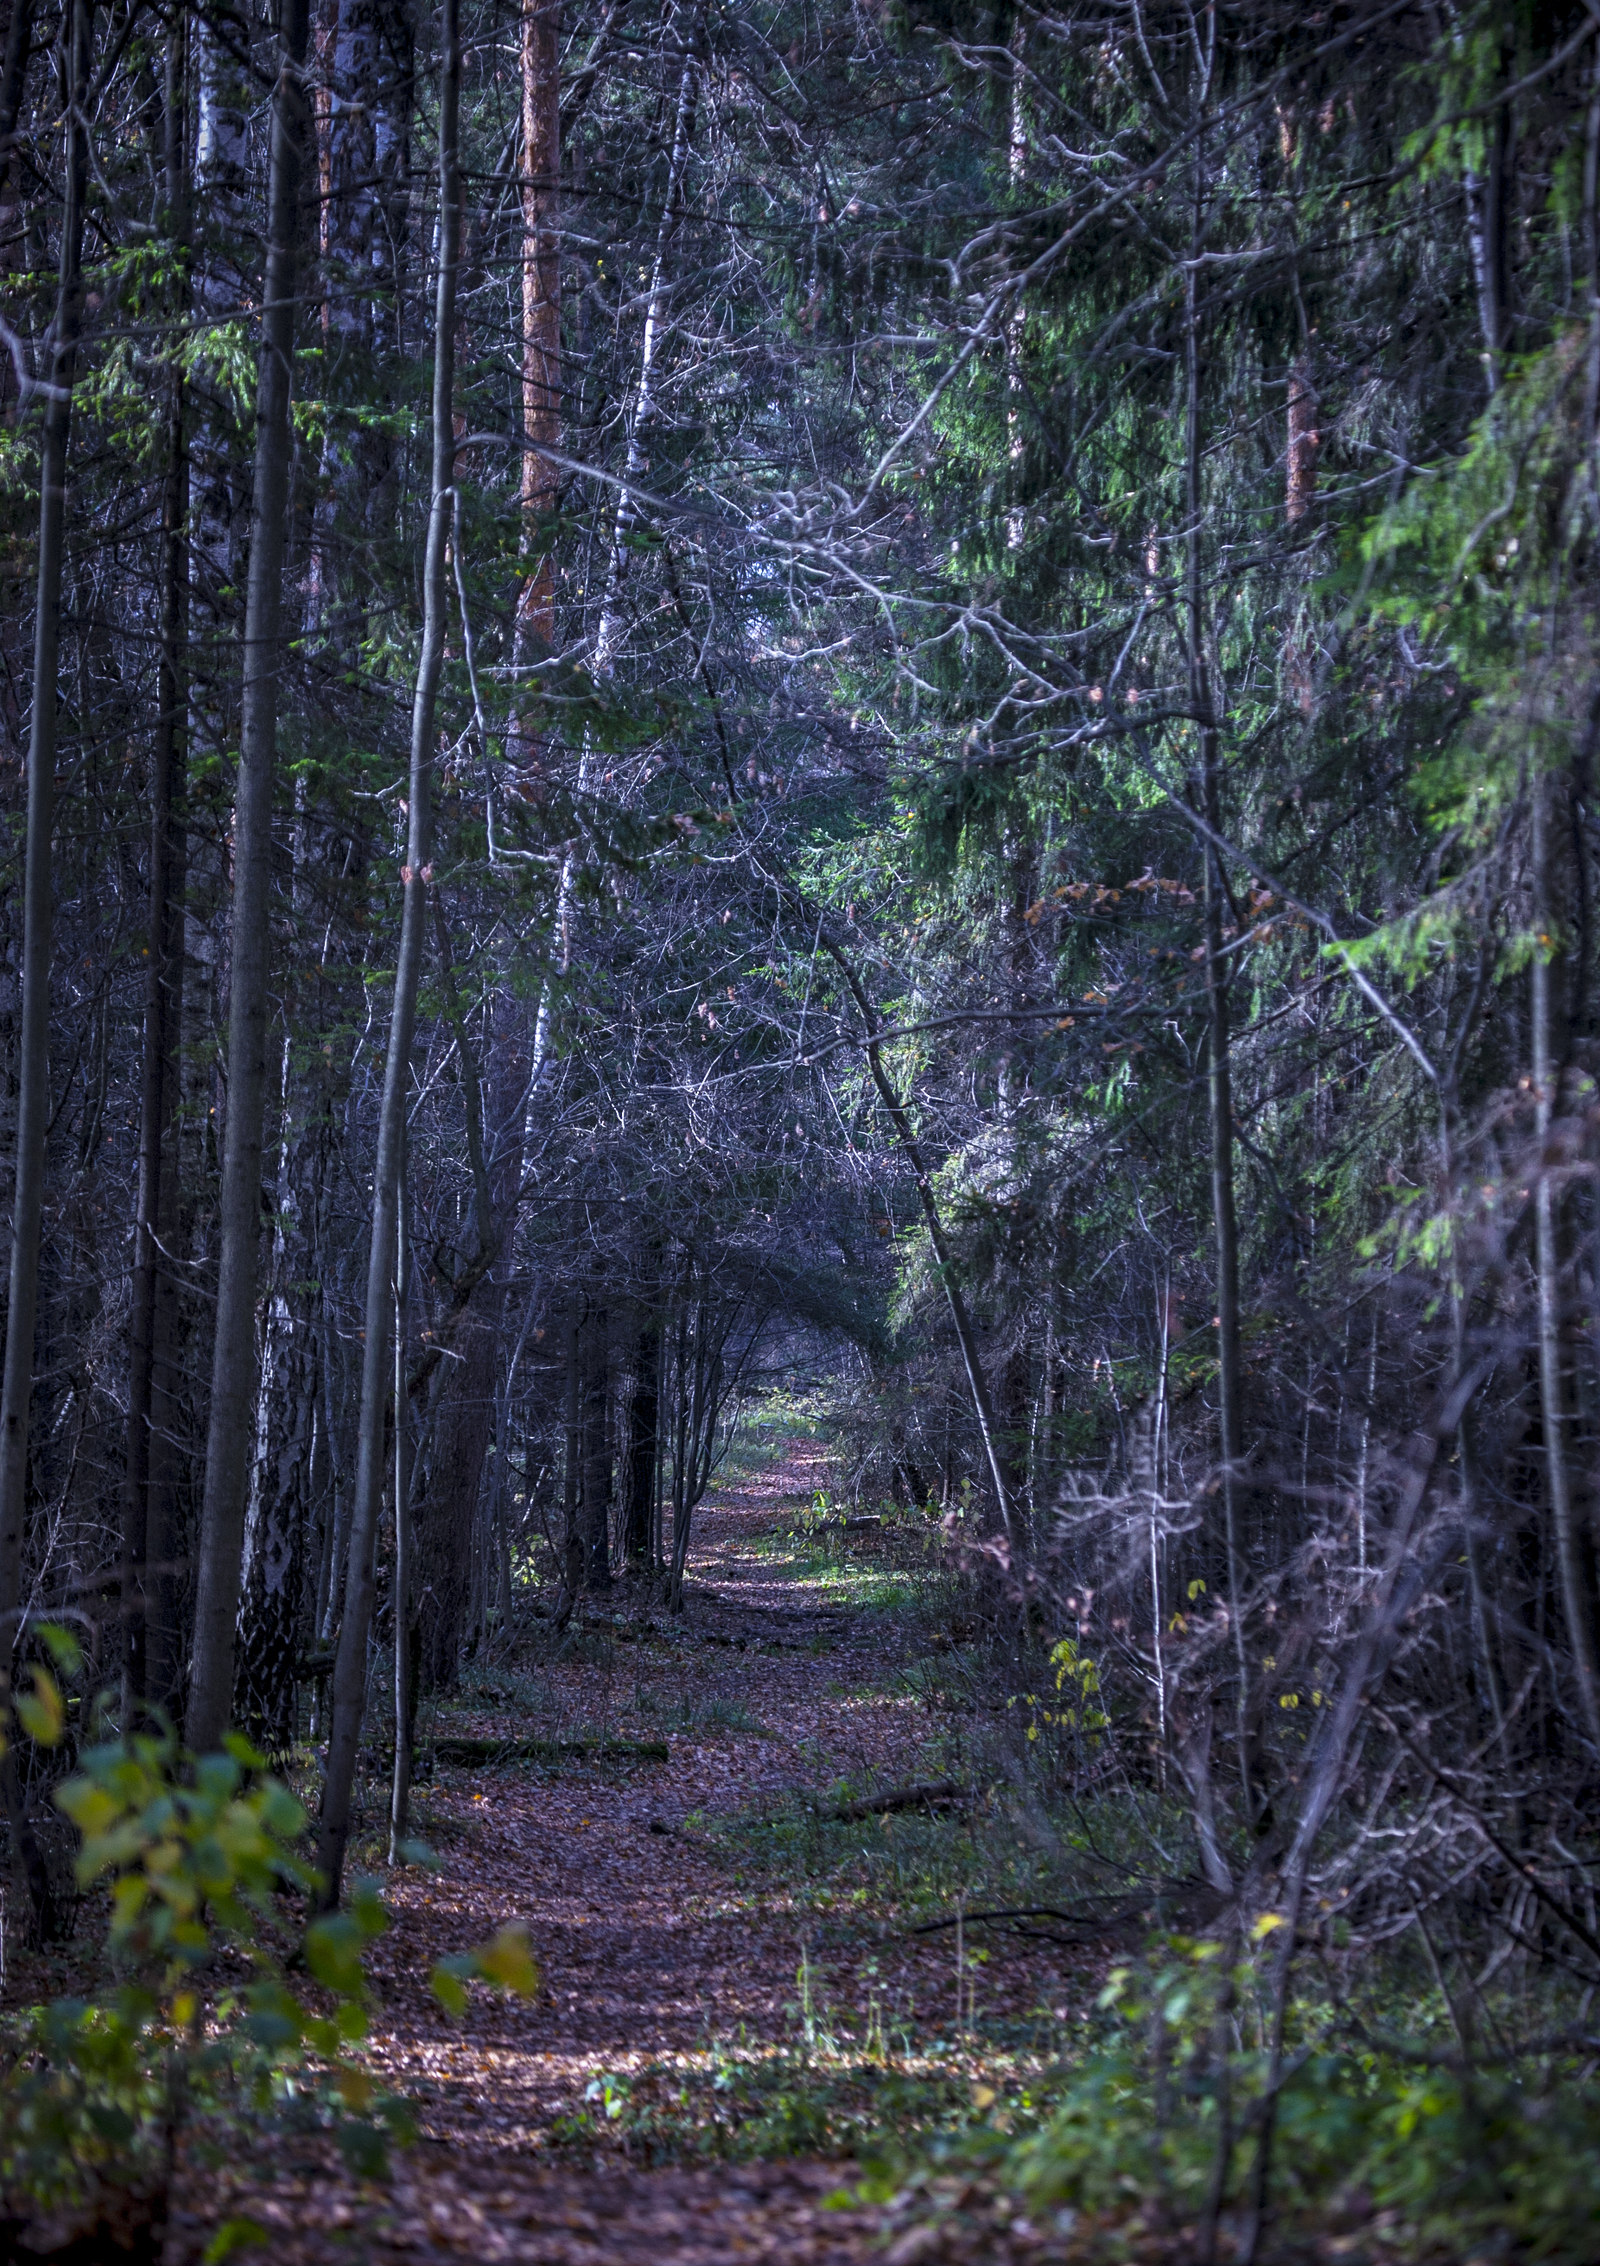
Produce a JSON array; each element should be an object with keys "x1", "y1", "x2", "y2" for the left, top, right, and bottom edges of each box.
[
  {"x1": 15, "y1": 1667, "x2": 63, "y2": 1747},
  {"x1": 55, "y1": 1782, "x2": 116, "y2": 1834},
  {"x1": 971, "y1": 2082, "x2": 997, "y2": 2110},
  {"x1": 1250, "y1": 1912, "x2": 1288, "y2": 1941},
  {"x1": 475, "y1": 1924, "x2": 540, "y2": 1998}
]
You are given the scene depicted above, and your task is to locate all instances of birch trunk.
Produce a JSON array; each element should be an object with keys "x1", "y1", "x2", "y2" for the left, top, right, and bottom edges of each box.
[
  {"x1": 316, "y1": 0, "x2": 459, "y2": 1908},
  {"x1": 187, "y1": 0, "x2": 312, "y2": 1752}
]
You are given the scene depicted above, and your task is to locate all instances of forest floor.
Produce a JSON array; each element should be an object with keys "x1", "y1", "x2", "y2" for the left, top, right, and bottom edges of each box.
[{"x1": 159, "y1": 1439, "x2": 1088, "y2": 2265}]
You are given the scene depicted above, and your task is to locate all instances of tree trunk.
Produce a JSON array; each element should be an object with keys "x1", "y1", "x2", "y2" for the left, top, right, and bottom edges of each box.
[
  {"x1": 589, "y1": 8, "x2": 703, "y2": 682},
  {"x1": 557, "y1": 1285, "x2": 583, "y2": 1615},
  {"x1": 0, "y1": 0, "x2": 90, "y2": 1941},
  {"x1": 323, "y1": 0, "x2": 414, "y2": 530},
  {"x1": 233, "y1": 1047, "x2": 326, "y2": 1756},
  {"x1": 316, "y1": 0, "x2": 458, "y2": 1909},
  {"x1": 1183, "y1": 199, "x2": 1252, "y2": 1806},
  {"x1": 417, "y1": 1314, "x2": 493, "y2": 1688},
  {"x1": 123, "y1": 15, "x2": 189, "y2": 1720},
  {"x1": 622, "y1": 1304, "x2": 658, "y2": 1567},
  {"x1": 187, "y1": 0, "x2": 312, "y2": 1753},
  {"x1": 411, "y1": 909, "x2": 508, "y2": 1693},
  {"x1": 513, "y1": 0, "x2": 560, "y2": 678},
  {"x1": 1533, "y1": 765, "x2": 1600, "y2": 1751},
  {"x1": 234, "y1": 1269, "x2": 313, "y2": 1757},
  {"x1": 390, "y1": 1164, "x2": 412, "y2": 1859},
  {"x1": 582, "y1": 1304, "x2": 611, "y2": 1587},
  {"x1": 0, "y1": 0, "x2": 32, "y2": 198}
]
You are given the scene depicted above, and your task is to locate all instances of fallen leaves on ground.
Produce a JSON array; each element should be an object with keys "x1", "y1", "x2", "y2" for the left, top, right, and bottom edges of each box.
[{"x1": 151, "y1": 1445, "x2": 1087, "y2": 2262}]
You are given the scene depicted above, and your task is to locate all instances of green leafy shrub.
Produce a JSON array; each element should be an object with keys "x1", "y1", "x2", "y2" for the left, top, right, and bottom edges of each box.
[
  {"x1": 0, "y1": 1717, "x2": 410, "y2": 2212},
  {"x1": 870, "y1": 1938, "x2": 1600, "y2": 2262},
  {"x1": 0, "y1": 1669, "x2": 538, "y2": 2238}
]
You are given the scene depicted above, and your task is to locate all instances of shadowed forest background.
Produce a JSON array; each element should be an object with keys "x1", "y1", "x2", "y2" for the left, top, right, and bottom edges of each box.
[{"x1": 3, "y1": 0, "x2": 1600, "y2": 2257}]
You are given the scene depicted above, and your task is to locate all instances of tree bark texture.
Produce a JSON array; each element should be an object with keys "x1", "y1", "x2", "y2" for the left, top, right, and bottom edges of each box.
[{"x1": 234, "y1": 1264, "x2": 313, "y2": 1755}]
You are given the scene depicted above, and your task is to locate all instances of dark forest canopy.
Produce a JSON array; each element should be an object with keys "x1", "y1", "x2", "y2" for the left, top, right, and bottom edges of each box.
[{"x1": 4, "y1": 0, "x2": 1600, "y2": 2248}]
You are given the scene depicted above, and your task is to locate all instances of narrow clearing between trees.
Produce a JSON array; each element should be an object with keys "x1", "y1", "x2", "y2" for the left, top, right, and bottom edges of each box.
[{"x1": 173, "y1": 1443, "x2": 1083, "y2": 2265}]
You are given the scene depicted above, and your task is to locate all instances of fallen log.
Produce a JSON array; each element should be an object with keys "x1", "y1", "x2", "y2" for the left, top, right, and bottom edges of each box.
[
  {"x1": 375, "y1": 1736, "x2": 670, "y2": 1770},
  {"x1": 906, "y1": 1878, "x2": 1224, "y2": 1948},
  {"x1": 821, "y1": 1779, "x2": 969, "y2": 1822}
]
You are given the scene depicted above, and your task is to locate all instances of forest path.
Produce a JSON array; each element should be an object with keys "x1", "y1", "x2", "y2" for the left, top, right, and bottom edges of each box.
[{"x1": 181, "y1": 1439, "x2": 957, "y2": 2264}]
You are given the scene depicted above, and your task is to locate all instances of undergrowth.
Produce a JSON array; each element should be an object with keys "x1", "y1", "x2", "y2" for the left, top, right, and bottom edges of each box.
[
  {"x1": 557, "y1": 1685, "x2": 1600, "y2": 2264},
  {"x1": 0, "y1": 1642, "x2": 537, "y2": 2249},
  {"x1": 563, "y1": 1922, "x2": 1600, "y2": 2261}
]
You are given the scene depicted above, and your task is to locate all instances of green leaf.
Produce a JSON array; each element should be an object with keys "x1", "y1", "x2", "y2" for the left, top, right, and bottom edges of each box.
[
  {"x1": 204, "y1": 2219, "x2": 269, "y2": 2262},
  {"x1": 36, "y1": 1622, "x2": 83, "y2": 1676},
  {"x1": 430, "y1": 1958, "x2": 470, "y2": 2017},
  {"x1": 347, "y1": 1877, "x2": 391, "y2": 1943},
  {"x1": 336, "y1": 2118, "x2": 389, "y2": 2179},
  {"x1": 305, "y1": 1912, "x2": 369, "y2": 1999}
]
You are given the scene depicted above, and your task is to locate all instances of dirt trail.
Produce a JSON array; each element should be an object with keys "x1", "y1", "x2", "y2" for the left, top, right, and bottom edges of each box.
[{"x1": 174, "y1": 1442, "x2": 948, "y2": 2263}]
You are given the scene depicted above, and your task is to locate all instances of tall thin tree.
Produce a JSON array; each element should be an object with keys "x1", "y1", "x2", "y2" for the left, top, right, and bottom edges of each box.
[
  {"x1": 513, "y1": 0, "x2": 560, "y2": 676},
  {"x1": 0, "y1": 0, "x2": 91, "y2": 1935},
  {"x1": 122, "y1": 11, "x2": 189, "y2": 1720},
  {"x1": 317, "y1": 0, "x2": 460, "y2": 1908},
  {"x1": 1182, "y1": 103, "x2": 1252, "y2": 1808},
  {"x1": 187, "y1": 0, "x2": 312, "y2": 1751}
]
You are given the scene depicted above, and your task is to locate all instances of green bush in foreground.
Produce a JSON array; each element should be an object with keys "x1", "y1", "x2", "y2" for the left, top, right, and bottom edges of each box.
[
  {"x1": 0, "y1": 1651, "x2": 536, "y2": 2233},
  {"x1": 573, "y1": 1921, "x2": 1600, "y2": 2260},
  {"x1": 874, "y1": 1942, "x2": 1600, "y2": 2261}
]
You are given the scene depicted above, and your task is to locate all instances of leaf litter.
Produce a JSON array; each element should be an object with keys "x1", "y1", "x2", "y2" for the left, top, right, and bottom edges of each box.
[{"x1": 147, "y1": 1444, "x2": 1095, "y2": 2262}]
